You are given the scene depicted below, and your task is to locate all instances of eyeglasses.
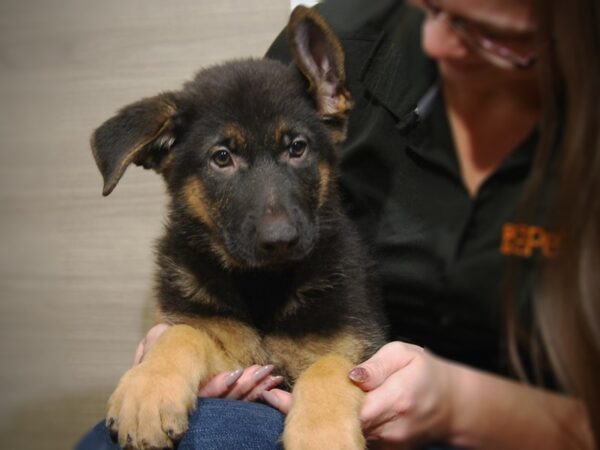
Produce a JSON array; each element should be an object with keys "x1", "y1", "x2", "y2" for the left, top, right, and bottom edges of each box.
[{"x1": 412, "y1": 0, "x2": 537, "y2": 70}]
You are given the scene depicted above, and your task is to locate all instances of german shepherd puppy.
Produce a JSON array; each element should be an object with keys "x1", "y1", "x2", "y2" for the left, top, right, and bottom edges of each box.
[{"x1": 92, "y1": 6, "x2": 385, "y2": 450}]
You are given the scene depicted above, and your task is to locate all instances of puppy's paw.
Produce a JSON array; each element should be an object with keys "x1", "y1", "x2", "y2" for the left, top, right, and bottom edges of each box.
[
  {"x1": 283, "y1": 412, "x2": 365, "y2": 450},
  {"x1": 106, "y1": 364, "x2": 197, "y2": 449},
  {"x1": 283, "y1": 353, "x2": 366, "y2": 450}
]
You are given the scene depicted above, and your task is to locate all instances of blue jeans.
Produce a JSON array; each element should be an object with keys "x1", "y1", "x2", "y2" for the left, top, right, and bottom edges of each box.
[
  {"x1": 76, "y1": 398, "x2": 457, "y2": 449},
  {"x1": 76, "y1": 399, "x2": 285, "y2": 450}
]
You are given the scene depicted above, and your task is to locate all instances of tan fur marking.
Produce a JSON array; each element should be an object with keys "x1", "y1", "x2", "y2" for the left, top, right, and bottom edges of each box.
[
  {"x1": 317, "y1": 161, "x2": 331, "y2": 208},
  {"x1": 264, "y1": 331, "x2": 365, "y2": 383},
  {"x1": 336, "y1": 90, "x2": 352, "y2": 114},
  {"x1": 275, "y1": 119, "x2": 288, "y2": 145},
  {"x1": 319, "y1": 88, "x2": 353, "y2": 117},
  {"x1": 284, "y1": 354, "x2": 365, "y2": 450},
  {"x1": 329, "y1": 127, "x2": 348, "y2": 144},
  {"x1": 182, "y1": 179, "x2": 241, "y2": 269},
  {"x1": 210, "y1": 240, "x2": 242, "y2": 270},
  {"x1": 183, "y1": 177, "x2": 215, "y2": 228},
  {"x1": 158, "y1": 313, "x2": 269, "y2": 370},
  {"x1": 223, "y1": 123, "x2": 246, "y2": 149}
]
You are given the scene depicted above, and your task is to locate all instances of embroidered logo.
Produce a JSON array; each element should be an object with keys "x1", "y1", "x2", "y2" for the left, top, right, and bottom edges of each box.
[{"x1": 500, "y1": 223, "x2": 560, "y2": 258}]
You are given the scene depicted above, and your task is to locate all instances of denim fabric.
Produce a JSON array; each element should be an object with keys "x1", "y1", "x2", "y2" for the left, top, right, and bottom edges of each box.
[
  {"x1": 75, "y1": 398, "x2": 458, "y2": 449},
  {"x1": 75, "y1": 399, "x2": 284, "y2": 450}
]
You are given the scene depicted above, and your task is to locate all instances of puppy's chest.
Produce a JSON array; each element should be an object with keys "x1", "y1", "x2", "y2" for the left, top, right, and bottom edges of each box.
[
  {"x1": 160, "y1": 260, "x2": 335, "y2": 332},
  {"x1": 159, "y1": 264, "x2": 368, "y2": 384},
  {"x1": 234, "y1": 270, "x2": 298, "y2": 330}
]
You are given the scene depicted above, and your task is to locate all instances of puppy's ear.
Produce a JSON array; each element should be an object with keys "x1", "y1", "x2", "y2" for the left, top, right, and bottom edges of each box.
[
  {"x1": 288, "y1": 5, "x2": 352, "y2": 143},
  {"x1": 91, "y1": 93, "x2": 178, "y2": 196}
]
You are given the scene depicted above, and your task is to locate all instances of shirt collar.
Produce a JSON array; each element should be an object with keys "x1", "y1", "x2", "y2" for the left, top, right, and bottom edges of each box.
[{"x1": 355, "y1": 1, "x2": 537, "y2": 175}]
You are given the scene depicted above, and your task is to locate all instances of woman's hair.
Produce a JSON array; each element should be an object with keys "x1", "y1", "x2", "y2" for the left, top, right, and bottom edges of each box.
[{"x1": 523, "y1": 0, "x2": 600, "y2": 443}]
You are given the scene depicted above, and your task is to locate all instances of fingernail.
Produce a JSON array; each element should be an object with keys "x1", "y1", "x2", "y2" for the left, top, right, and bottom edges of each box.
[
  {"x1": 260, "y1": 390, "x2": 279, "y2": 407},
  {"x1": 224, "y1": 368, "x2": 244, "y2": 387},
  {"x1": 253, "y1": 364, "x2": 274, "y2": 381},
  {"x1": 348, "y1": 367, "x2": 369, "y2": 383},
  {"x1": 264, "y1": 375, "x2": 284, "y2": 389}
]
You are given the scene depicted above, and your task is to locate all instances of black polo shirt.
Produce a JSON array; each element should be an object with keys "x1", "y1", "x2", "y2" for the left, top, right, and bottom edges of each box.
[{"x1": 267, "y1": 0, "x2": 547, "y2": 375}]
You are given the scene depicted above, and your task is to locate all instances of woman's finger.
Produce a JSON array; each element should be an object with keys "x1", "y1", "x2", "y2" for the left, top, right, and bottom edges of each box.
[
  {"x1": 348, "y1": 341, "x2": 423, "y2": 391},
  {"x1": 132, "y1": 340, "x2": 145, "y2": 366},
  {"x1": 259, "y1": 388, "x2": 293, "y2": 414},
  {"x1": 360, "y1": 368, "x2": 410, "y2": 431},
  {"x1": 132, "y1": 323, "x2": 171, "y2": 366},
  {"x1": 224, "y1": 365, "x2": 275, "y2": 399},
  {"x1": 197, "y1": 364, "x2": 278, "y2": 399},
  {"x1": 198, "y1": 368, "x2": 245, "y2": 397},
  {"x1": 243, "y1": 375, "x2": 285, "y2": 401}
]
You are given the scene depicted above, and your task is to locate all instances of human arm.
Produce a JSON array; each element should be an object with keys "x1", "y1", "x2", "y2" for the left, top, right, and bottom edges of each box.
[
  {"x1": 348, "y1": 341, "x2": 594, "y2": 449},
  {"x1": 260, "y1": 341, "x2": 593, "y2": 449}
]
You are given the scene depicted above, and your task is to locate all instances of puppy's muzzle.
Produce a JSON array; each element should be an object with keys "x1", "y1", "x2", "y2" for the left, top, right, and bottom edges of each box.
[{"x1": 256, "y1": 213, "x2": 300, "y2": 255}]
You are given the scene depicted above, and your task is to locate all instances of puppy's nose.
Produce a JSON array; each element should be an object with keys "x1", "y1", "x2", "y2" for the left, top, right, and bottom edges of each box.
[{"x1": 257, "y1": 216, "x2": 299, "y2": 254}]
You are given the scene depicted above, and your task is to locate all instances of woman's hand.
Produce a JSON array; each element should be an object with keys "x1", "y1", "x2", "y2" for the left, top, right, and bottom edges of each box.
[
  {"x1": 198, "y1": 364, "x2": 284, "y2": 401},
  {"x1": 346, "y1": 341, "x2": 594, "y2": 450},
  {"x1": 258, "y1": 341, "x2": 457, "y2": 439},
  {"x1": 258, "y1": 341, "x2": 457, "y2": 437},
  {"x1": 132, "y1": 323, "x2": 171, "y2": 365},
  {"x1": 347, "y1": 341, "x2": 456, "y2": 448},
  {"x1": 134, "y1": 324, "x2": 284, "y2": 401}
]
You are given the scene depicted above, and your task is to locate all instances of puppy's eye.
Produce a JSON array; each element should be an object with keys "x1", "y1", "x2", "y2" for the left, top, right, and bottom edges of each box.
[
  {"x1": 211, "y1": 149, "x2": 232, "y2": 168},
  {"x1": 288, "y1": 138, "x2": 308, "y2": 158}
]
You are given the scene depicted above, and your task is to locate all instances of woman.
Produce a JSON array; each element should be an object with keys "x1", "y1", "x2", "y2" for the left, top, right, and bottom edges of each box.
[
  {"x1": 77, "y1": 0, "x2": 598, "y2": 448},
  {"x1": 524, "y1": 0, "x2": 600, "y2": 444},
  {"x1": 263, "y1": 6, "x2": 599, "y2": 449}
]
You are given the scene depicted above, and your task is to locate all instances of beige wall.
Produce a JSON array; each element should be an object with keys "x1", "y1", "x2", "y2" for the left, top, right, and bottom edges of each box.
[{"x1": 0, "y1": 1, "x2": 289, "y2": 448}]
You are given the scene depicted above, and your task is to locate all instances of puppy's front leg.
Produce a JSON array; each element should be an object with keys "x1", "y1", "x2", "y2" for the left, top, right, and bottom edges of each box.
[
  {"x1": 283, "y1": 354, "x2": 365, "y2": 450},
  {"x1": 107, "y1": 324, "x2": 227, "y2": 449}
]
